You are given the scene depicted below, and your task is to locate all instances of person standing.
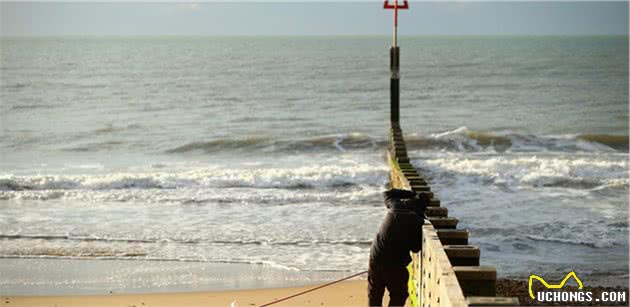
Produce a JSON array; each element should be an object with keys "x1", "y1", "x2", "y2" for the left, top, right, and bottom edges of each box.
[{"x1": 368, "y1": 189, "x2": 430, "y2": 307}]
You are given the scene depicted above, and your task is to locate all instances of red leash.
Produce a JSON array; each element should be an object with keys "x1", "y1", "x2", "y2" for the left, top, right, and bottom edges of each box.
[{"x1": 258, "y1": 270, "x2": 368, "y2": 307}]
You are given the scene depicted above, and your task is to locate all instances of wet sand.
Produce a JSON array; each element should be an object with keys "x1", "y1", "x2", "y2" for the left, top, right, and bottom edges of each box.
[{"x1": 3, "y1": 280, "x2": 372, "y2": 307}]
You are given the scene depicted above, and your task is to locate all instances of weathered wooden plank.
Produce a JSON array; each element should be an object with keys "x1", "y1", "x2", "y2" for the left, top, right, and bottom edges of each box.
[
  {"x1": 425, "y1": 207, "x2": 447, "y2": 217},
  {"x1": 467, "y1": 297, "x2": 519, "y2": 306},
  {"x1": 411, "y1": 185, "x2": 430, "y2": 192},
  {"x1": 444, "y1": 245, "x2": 480, "y2": 266},
  {"x1": 428, "y1": 217, "x2": 459, "y2": 229},
  {"x1": 453, "y1": 266, "x2": 497, "y2": 297},
  {"x1": 437, "y1": 229, "x2": 469, "y2": 245},
  {"x1": 397, "y1": 157, "x2": 410, "y2": 163}
]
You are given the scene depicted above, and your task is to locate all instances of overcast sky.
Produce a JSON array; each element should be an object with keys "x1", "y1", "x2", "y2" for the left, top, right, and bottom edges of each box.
[{"x1": 1, "y1": 2, "x2": 628, "y2": 36}]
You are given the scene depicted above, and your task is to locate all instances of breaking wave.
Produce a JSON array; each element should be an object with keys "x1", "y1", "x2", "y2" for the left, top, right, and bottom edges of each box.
[
  {"x1": 164, "y1": 128, "x2": 628, "y2": 155},
  {"x1": 165, "y1": 133, "x2": 380, "y2": 154},
  {"x1": 415, "y1": 153, "x2": 628, "y2": 190},
  {"x1": 415, "y1": 127, "x2": 628, "y2": 152},
  {"x1": 0, "y1": 166, "x2": 384, "y2": 191}
]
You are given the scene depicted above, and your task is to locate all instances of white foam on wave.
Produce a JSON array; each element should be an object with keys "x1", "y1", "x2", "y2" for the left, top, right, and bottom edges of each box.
[
  {"x1": 417, "y1": 153, "x2": 628, "y2": 190},
  {"x1": 421, "y1": 126, "x2": 624, "y2": 153},
  {"x1": 0, "y1": 186, "x2": 383, "y2": 204},
  {"x1": 427, "y1": 127, "x2": 485, "y2": 151},
  {"x1": 0, "y1": 163, "x2": 387, "y2": 191},
  {"x1": 0, "y1": 161, "x2": 387, "y2": 205}
]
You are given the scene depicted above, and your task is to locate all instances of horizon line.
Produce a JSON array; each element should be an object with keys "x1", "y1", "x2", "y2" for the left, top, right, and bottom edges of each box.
[{"x1": 2, "y1": 34, "x2": 628, "y2": 38}]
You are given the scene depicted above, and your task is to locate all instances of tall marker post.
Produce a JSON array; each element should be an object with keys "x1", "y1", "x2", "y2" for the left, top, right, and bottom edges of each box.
[
  {"x1": 384, "y1": 1, "x2": 418, "y2": 305},
  {"x1": 384, "y1": 0, "x2": 408, "y2": 125}
]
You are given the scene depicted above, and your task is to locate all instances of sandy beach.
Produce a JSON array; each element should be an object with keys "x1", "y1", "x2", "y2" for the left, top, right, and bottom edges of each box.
[
  {"x1": 4, "y1": 280, "x2": 375, "y2": 307},
  {"x1": 7, "y1": 278, "x2": 630, "y2": 307}
]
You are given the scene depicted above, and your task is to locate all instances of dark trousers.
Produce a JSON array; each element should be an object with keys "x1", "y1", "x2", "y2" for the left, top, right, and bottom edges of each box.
[{"x1": 367, "y1": 262, "x2": 409, "y2": 307}]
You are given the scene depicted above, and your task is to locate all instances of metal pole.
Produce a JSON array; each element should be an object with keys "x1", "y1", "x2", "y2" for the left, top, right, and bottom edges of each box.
[
  {"x1": 392, "y1": 0, "x2": 398, "y2": 47},
  {"x1": 390, "y1": 46, "x2": 400, "y2": 124},
  {"x1": 391, "y1": 0, "x2": 400, "y2": 125},
  {"x1": 393, "y1": 0, "x2": 398, "y2": 47},
  {"x1": 384, "y1": 0, "x2": 407, "y2": 125}
]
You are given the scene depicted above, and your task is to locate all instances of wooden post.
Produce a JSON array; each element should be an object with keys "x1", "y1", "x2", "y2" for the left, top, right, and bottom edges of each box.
[{"x1": 390, "y1": 47, "x2": 400, "y2": 124}]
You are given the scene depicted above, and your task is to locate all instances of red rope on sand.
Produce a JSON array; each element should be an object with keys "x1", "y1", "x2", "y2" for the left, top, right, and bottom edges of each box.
[{"x1": 258, "y1": 270, "x2": 368, "y2": 307}]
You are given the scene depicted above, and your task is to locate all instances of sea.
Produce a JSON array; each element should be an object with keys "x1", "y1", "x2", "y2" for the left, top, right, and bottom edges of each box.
[{"x1": 1, "y1": 36, "x2": 628, "y2": 294}]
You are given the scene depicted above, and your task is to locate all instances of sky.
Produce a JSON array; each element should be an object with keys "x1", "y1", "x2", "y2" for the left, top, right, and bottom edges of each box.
[{"x1": 1, "y1": 2, "x2": 628, "y2": 36}]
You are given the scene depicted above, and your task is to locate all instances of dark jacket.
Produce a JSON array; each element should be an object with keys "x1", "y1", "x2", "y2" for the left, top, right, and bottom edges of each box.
[{"x1": 369, "y1": 189, "x2": 426, "y2": 268}]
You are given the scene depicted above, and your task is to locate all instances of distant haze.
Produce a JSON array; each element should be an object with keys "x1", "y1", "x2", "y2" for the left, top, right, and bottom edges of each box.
[{"x1": 1, "y1": 2, "x2": 628, "y2": 36}]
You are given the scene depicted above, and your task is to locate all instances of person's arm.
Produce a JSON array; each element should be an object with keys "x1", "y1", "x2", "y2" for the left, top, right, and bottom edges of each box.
[
  {"x1": 385, "y1": 198, "x2": 403, "y2": 209},
  {"x1": 386, "y1": 198, "x2": 418, "y2": 210},
  {"x1": 384, "y1": 195, "x2": 394, "y2": 209},
  {"x1": 409, "y1": 216, "x2": 423, "y2": 253}
]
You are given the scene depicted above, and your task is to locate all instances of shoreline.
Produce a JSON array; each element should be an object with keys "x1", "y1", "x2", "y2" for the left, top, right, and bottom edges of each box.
[
  {"x1": 6, "y1": 279, "x2": 629, "y2": 307},
  {"x1": 2, "y1": 258, "x2": 627, "y2": 295},
  {"x1": 0, "y1": 258, "x2": 357, "y2": 296},
  {"x1": 2, "y1": 258, "x2": 627, "y2": 306},
  {"x1": 4, "y1": 280, "x2": 370, "y2": 307}
]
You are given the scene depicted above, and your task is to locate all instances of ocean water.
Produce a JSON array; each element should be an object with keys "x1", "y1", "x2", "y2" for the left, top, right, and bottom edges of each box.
[{"x1": 1, "y1": 36, "x2": 628, "y2": 292}]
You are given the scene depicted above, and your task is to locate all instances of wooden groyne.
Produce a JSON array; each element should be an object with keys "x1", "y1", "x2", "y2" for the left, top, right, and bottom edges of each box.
[
  {"x1": 387, "y1": 123, "x2": 519, "y2": 307},
  {"x1": 381, "y1": 3, "x2": 519, "y2": 305}
]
